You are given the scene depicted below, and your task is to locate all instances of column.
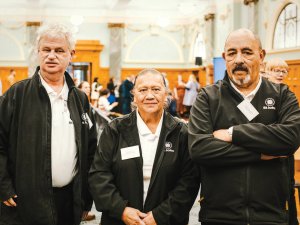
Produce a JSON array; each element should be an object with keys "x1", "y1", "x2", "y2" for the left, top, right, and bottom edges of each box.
[
  {"x1": 26, "y1": 22, "x2": 40, "y2": 77},
  {"x1": 204, "y1": 13, "x2": 215, "y2": 65},
  {"x1": 108, "y1": 23, "x2": 124, "y2": 83},
  {"x1": 243, "y1": 0, "x2": 259, "y2": 32}
]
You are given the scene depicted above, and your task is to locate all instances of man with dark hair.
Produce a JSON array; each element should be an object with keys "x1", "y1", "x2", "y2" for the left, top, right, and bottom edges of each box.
[{"x1": 189, "y1": 28, "x2": 300, "y2": 224}]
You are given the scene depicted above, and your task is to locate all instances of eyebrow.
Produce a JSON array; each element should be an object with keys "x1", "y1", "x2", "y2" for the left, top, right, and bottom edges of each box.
[{"x1": 226, "y1": 47, "x2": 253, "y2": 52}]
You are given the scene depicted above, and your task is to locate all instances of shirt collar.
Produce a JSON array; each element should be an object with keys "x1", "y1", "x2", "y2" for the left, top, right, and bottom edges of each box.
[
  {"x1": 39, "y1": 73, "x2": 68, "y2": 100},
  {"x1": 229, "y1": 76, "x2": 262, "y2": 101},
  {"x1": 136, "y1": 110, "x2": 164, "y2": 138}
]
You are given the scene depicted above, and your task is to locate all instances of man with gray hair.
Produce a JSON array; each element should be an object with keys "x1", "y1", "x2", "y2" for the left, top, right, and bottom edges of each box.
[
  {"x1": 0, "y1": 23, "x2": 97, "y2": 225},
  {"x1": 189, "y1": 28, "x2": 300, "y2": 224}
]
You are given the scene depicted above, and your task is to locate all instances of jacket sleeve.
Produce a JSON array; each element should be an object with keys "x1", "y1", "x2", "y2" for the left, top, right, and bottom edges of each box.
[
  {"x1": 0, "y1": 93, "x2": 16, "y2": 202},
  {"x1": 152, "y1": 125, "x2": 200, "y2": 225},
  {"x1": 188, "y1": 89, "x2": 261, "y2": 167},
  {"x1": 84, "y1": 98, "x2": 98, "y2": 211},
  {"x1": 232, "y1": 87, "x2": 300, "y2": 156},
  {"x1": 88, "y1": 124, "x2": 128, "y2": 219}
]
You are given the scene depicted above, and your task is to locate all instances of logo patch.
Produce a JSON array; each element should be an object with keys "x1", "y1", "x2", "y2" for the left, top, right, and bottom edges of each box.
[
  {"x1": 81, "y1": 113, "x2": 89, "y2": 124},
  {"x1": 263, "y1": 98, "x2": 276, "y2": 110},
  {"x1": 165, "y1": 142, "x2": 174, "y2": 152}
]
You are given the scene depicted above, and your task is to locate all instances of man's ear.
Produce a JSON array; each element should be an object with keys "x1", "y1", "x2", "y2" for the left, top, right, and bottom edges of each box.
[
  {"x1": 222, "y1": 52, "x2": 226, "y2": 60},
  {"x1": 260, "y1": 49, "x2": 266, "y2": 61},
  {"x1": 70, "y1": 50, "x2": 75, "y2": 59}
]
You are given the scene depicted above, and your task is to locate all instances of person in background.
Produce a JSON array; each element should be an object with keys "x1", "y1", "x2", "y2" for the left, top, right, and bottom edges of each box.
[
  {"x1": 174, "y1": 74, "x2": 186, "y2": 117},
  {"x1": 91, "y1": 77, "x2": 102, "y2": 107},
  {"x1": 182, "y1": 74, "x2": 199, "y2": 117},
  {"x1": 265, "y1": 58, "x2": 289, "y2": 84},
  {"x1": 98, "y1": 88, "x2": 118, "y2": 114},
  {"x1": 107, "y1": 77, "x2": 117, "y2": 96},
  {"x1": 89, "y1": 68, "x2": 200, "y2": 225},
  {"x1": 188, "y1": 28, "x2": 300, "y2": 225},
  {"x1": 0, "y1": 23, "x2": 97, "y2": 225},
  {"x1": 7, "y1": 69, "x2": 16, "y2": 87},
  {"x1": 265, "y1": 57, "x2": 298, "y2": 225},
  {"x1": 120, "y1": 75, "x2": 134, "y2": 114},
  {"x1": 259, "y1": 61, "x2": 267, "y2": 78}
]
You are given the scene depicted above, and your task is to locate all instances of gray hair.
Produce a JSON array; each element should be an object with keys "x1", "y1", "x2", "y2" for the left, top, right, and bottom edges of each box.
[{"x1": 35, "y1": 23, "x2": 76, "y2": 52}]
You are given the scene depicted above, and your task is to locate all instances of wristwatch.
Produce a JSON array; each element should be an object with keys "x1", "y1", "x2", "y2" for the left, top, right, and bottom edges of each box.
[{"x1": 228, "y1": 126, "x2": 233, "y2": 137}]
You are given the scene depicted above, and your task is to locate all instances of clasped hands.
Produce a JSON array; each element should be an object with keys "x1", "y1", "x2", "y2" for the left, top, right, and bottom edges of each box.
[{"x1": 122, "y1": 207, "x2": 157, "y2": 225}]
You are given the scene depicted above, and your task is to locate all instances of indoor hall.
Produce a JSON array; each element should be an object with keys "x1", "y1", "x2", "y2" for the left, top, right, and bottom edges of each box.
[{"x1": 0, "y1": 0, "x2": 300, "y2": 224}]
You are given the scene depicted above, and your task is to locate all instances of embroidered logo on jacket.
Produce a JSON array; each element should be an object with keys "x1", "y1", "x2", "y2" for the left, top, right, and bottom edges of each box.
[
  {"x1": 81, "y1": 113, "x2": 89, "y2": 124},
  {"x1": 165, "y1": 142, "x2": 174, "y2": 152},
  {"x1": 263, "y1": 98, "x2": 276, "y2": 110}
]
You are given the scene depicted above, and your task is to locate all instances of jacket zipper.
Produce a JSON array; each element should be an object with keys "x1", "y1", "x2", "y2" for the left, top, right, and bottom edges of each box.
[{"x1": 246, "y1": 165, "x2": 250, "y2": 225}]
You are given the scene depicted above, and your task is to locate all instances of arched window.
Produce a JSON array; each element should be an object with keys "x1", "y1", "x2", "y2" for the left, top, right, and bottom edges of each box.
[
  {"x1": 193, "y1": 32, "x2": 206, "y2": 60},
  {"x1": 273, "y1": 3, "x2": 300, "y2": 49}
]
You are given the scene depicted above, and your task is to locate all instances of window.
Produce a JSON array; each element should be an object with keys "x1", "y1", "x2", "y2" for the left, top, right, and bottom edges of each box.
[{"x1": 273, "y1": 3, "x2": 300, "y2": 49}]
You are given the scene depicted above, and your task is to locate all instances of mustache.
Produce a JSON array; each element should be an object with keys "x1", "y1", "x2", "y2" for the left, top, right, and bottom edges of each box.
[{"x1": 232, "y1": 65, "x2": 248, "y2": 73}]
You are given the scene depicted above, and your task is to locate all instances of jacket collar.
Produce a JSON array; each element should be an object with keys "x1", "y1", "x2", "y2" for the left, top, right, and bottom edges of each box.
[
  {"x1": 118, "y1": 110, "x2": 179, "y2": 133},
  {"x1": 33, "y1": 66, "x2": 76, "y2": 91}
]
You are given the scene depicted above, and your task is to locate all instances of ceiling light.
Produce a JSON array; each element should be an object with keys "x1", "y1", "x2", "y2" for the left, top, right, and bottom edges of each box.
[
  {"x1": 156, "y1": 17, "x2": 170, "y2": 28},
  {"x1": 70, "y1": 15, "x2": 84, "y2": 26}
]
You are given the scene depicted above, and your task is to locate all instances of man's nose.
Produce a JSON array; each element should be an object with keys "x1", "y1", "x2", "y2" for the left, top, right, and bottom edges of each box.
[
  {"x1": 47, "y1": 50, "x2": 56, "y2": 59},
  {"x1": 145, "y1": 90, "x2": 155, "y2": 98},
  {"x1": 234, "y1": 52, "x2": 244, "y2": 64}
]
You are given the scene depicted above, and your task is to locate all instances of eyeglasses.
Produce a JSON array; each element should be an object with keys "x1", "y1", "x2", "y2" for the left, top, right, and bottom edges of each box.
[{"x1": 272, "y1": 70, "x2": 288, "y2": 75}]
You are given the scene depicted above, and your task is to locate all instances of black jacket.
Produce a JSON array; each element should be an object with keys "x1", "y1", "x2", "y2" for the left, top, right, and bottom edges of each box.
[
  {"x1": 0, "y1": 67, "x2": 97, "y2": 225},
  {"x1": 89, "y1": 111, "x2": 200, "y2": 225},
  {"x1": 188, "y1": 74, "x2": 300, "y2": 225}
]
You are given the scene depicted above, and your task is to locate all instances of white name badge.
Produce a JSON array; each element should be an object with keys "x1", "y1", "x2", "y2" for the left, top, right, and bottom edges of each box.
[
  {"x1": 121, "y1": 145, "x2": 140, "y2": 160},
  {"x1": 237, "y1": 99, "x2": 259, "y2": 121}
]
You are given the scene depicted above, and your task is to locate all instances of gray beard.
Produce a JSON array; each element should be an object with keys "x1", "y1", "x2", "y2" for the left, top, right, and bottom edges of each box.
[{"x1": 232, "y1": 74, "x2": 251, "y2": 86}]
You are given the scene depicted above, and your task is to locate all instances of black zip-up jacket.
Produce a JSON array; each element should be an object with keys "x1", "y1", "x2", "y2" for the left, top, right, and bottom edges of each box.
[
  {"x1": 0, "y1": 67, "x2": 97, "y2": 225},
  {"x1": 188, "y1": 73, "x2": 300, "y2": 225},
  {"x1": 89, "y1": 111, "x2": 200, "y2": 225}
]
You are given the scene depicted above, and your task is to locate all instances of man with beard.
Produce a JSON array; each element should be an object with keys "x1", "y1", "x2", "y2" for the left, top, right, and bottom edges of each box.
[{"x1": 188, "y1": 28, "x2": 300, "y2": 224}]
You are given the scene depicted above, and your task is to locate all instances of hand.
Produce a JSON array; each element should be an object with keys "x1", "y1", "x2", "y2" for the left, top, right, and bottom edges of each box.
[
  {"x1": 112, "y1": 102, "x2": 119, "y2": 107},
  {"x1": 213, "y1": 129, "x2": 232, "y2": 142},
  {"x1": 142, "y1": 212, "x2": 157, "y2": 225},
  {"x1": 261, "y1": 154, "x2": 287, "y2": 160},
  {"x1": 3, "y1": 195, "x2": 17, "y2": 207},
  {"x1": 122, "y1": 207, "x2": 147, "y2": 225}
]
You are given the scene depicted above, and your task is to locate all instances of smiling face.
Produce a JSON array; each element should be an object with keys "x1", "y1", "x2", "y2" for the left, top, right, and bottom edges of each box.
[
  {"x1": 222, "y1": 29, "x2": 264, "y2": 90},
  {"x1": 38, "y1": 35, "x2": 74, "y2": 78},
  {"x1": 132, "y1": 72, "x2": 167, "y2": 118}
]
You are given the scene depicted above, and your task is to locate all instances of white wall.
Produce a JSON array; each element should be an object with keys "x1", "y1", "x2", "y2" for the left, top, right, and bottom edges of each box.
[{"x1": 0, "y1": 23, "x2": 27, "y2": 66}]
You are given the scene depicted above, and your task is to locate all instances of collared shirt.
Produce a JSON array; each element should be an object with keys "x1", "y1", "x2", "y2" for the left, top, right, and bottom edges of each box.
[
  {"x1": 229, "y1": 76, "x2": 262, "y2": 102},
  {"x1": 40, "y1": 74, "x2": 77, "y2": 187},
  {"x1": 136, "y1": 110, "x2": 163, "y2": 203}
]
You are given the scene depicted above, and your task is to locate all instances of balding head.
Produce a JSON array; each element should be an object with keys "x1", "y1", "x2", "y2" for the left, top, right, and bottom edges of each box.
[{"x1": 224, "y1": 29, "x2": 262, "y2": 51}]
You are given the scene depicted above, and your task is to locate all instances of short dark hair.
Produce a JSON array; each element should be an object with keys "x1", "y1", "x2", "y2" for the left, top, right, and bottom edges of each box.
[{"x1": 100, "y1": 88, "x2": 109, "y2": 96}]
